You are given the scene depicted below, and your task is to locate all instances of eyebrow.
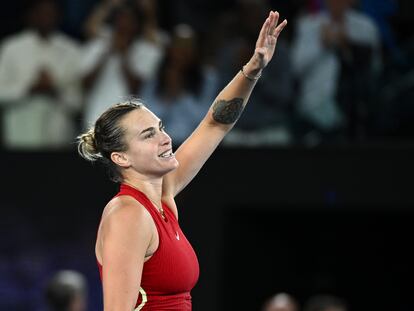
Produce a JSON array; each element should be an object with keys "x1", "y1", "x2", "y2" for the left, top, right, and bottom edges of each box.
[{"x1": 139, "y1": 120, "x2": 163, "y2": 135}]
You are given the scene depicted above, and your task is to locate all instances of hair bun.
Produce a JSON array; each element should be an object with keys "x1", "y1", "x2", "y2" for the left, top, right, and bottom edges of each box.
[{"x1": 77, "y1": 128, "x2": 101, "y2": 161}]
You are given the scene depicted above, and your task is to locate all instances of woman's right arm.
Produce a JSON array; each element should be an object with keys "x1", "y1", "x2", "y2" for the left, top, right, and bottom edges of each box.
[
  {"x1": 100, "y1": 196, "x2": 153, "y2": 311},
  {"x1": 162, "y1": 11, "x2": 287, "y2": 198}
]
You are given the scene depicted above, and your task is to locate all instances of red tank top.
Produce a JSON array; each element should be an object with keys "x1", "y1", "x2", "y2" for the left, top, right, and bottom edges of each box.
[{"x1": 97, "y1": 183, "x2": 199, "y2": 310}]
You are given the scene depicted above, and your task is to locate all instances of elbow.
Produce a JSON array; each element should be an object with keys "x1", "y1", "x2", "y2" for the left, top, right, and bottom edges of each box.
[{"x1": 204, "y1": 113, "x2": 235, "y2": 133}]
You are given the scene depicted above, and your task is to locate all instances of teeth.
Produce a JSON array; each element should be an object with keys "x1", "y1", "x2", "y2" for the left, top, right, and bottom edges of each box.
[{"x1": 159, "y1": 151, "x2": 173, "y2": 158}]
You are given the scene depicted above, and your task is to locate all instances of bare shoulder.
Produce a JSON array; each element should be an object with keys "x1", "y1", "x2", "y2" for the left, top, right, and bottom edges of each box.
[
  {"x1": 96, "y1": 195, "x2": 155, "y2": 265},
  {"x1": 101, "y1": 195, "x2": 153, "y2": 231}
]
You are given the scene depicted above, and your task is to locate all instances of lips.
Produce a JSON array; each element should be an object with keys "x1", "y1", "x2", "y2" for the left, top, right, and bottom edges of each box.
[{"x1": 158, "y1": 149, "x2": 174, "y2": 158}]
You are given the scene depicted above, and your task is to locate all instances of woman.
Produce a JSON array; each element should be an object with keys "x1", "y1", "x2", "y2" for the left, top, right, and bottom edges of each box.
[{"x1": 77, "y1": 11, "x2": 287, "y2": 311}]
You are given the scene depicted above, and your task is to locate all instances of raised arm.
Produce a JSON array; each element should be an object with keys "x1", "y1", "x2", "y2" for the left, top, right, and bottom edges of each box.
[{"x1": 163, "y1": 11, "x2": 287, "y2": 198}]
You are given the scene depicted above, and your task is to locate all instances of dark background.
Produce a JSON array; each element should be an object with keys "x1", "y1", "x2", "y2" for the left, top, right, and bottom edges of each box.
[{"x1": 2, "y1": 146, "x2": 414, "y2": 311}]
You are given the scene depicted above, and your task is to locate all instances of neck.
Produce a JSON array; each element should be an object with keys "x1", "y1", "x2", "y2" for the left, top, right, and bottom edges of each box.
[
  {"x1": 330, "y1": 11, "x2": 346, "y2": 23},
  {"x1": 123, "y1": 175, "x2": 163, "y2": 206},
  {"x1": 32, "y1": 30, "x2": 53, "y2": 41}
]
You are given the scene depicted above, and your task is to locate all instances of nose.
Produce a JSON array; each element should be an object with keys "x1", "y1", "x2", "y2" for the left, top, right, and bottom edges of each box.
[{"x1": 160, "y1": 130, "x2": 172, "y2": 146}]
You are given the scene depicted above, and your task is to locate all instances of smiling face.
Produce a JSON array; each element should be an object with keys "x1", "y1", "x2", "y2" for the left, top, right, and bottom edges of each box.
[{"x1": 112, "y1": 107, "x2": 178, "y2": 179}]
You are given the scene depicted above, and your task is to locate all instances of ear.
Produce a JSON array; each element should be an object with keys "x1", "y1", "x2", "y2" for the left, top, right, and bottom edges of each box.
[{"x1": 110, "y1": 151, "x2": 131, "y2": 168}]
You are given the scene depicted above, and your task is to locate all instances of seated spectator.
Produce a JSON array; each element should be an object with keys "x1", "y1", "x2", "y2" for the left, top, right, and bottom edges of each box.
[
  {"x1": 291, "y1": 0, "x2": 381, "y2": 144},
  {"x1": 0, "y1": 0, "x2": 82, "y2": 150},
  {"x1": 80, "y1": 1, "x2": 166, "y2": 129},
  {"x1": 140, "y1": 24, "x2": 218, "y2": 144},
  {"x1": 262, "y1": 292, "x2": 300, "y2": 311},
  {"x1": 303, "y1": 294, "x2": 348, "y2": 311},
  {"x1": 44, "y1": 270, "x2": 88, "y2": 311}
]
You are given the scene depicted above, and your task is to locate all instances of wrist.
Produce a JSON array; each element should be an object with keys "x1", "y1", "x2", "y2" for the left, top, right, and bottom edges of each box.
[
  {"x1": 245, "y1": 58, "x2": 263, "y2": 75},
  {"x1": 241, "y1": 62, "x2": 262, "y2": 81}
]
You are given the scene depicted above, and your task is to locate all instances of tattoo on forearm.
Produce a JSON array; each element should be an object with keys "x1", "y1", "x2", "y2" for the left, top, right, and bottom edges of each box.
[{"x1": 212, "y1": 98, "x2": 244, "y2": 124}]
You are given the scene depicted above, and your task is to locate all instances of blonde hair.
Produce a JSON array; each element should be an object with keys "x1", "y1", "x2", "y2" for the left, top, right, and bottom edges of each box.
[
  {"x1": 77, "y1": 101, "x2": 143, "y2": 182},
  {"x1": 77, "y1": 127, "x2": 101, "y2": 161}
]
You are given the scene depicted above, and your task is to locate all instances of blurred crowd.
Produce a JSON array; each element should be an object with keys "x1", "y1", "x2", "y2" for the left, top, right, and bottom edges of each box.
[
  {"x1": 262, "y1": 292, "x2": 348, "y2": 311},
  {"x1": 43, "y1": 270, "x2": 88, "y2": 311},
  {"x1": 39, "y1": 274, "x2": 348, "y2": 311},
  {"x1": 0, "y1": 0, "x2": 413, "y2": 150},
  {"x1": 39, "y1": 275, "x2": 348, "y2": 311}
]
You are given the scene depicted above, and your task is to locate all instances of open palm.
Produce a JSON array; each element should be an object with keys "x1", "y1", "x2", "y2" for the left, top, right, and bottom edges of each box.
[{"x1": 254, "y1": 11, "x2": 287, "y2": 69}]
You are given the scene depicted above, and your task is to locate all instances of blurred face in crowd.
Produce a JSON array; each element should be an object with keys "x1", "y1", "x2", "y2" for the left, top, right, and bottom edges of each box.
[
  {"x1": 325, "y1": 0, "x2": 353, "y2": 20},
  {"x1": 114, "y1": 108, "x2": 178, "y2": 179},
  {"x1": 114, "y1": 8, "x2": 138, "y2": 37},
  {"x1": 135, "y1": 0, "x2": 157, "y2": 16},
  {"x1": 29, "y1": 0, "x2": 59, "y2": 36},
  {"x1": 169, "y1": 25, "x2": 197, "y2": 69},
  {"x1": 70, "y1": 292, "x2": 87, "y2": 311},
  {"x1": 263, "y1": 293, "x2": 299, "y2": 311}
]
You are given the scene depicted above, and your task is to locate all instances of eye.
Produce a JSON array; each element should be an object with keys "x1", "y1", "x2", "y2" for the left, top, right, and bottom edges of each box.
[
  {"x1": 160, "y1": 125, "x2": 166, "y2": 132},
  {"x1": 144, "y1": 131, "x2": 155, "y2": 139}
]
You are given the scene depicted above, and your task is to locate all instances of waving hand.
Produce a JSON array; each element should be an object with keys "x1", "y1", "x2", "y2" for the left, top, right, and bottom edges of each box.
[{"x1": 252, "y1": 11, "x2": 288, "y2": 70}]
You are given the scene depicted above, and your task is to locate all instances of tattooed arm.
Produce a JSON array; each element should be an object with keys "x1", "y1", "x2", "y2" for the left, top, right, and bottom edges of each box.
[{"x1": 162, "y1": 11, "x2": 287, "y2": 199}]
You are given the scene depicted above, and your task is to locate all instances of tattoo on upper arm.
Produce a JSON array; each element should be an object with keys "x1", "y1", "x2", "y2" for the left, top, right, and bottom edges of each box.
[{"x1": 212, "y1": 98, "x2": 244, "y2": 124}]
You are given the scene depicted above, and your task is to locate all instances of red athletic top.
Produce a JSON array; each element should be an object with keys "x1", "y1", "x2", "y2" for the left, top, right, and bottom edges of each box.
[{"x1": 97, "y1": 183, "x2": 199, "y2": 310}]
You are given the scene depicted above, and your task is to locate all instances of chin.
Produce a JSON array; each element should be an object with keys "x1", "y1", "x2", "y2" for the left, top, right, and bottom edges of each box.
[
  {"x1": 169, "y1": 158, "x2": 180, "y2": 170},
  {"x1": 162, "y1": 158, "x2": 179, "y2": 175}
]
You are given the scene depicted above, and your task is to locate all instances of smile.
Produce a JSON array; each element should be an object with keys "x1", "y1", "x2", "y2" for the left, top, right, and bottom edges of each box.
[{"x1": 158, "y1": 150, "x2": 174, "y2": 158}]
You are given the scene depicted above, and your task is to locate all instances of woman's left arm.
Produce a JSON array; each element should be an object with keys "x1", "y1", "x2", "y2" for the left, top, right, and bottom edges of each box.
[{"x1": 163, "y1": 11, "x2": 287, "y2": 198}]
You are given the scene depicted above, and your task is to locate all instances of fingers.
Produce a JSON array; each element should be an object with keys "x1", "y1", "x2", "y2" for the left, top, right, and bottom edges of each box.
[
  {"x1": 257, "y1": 15, "x2": 271, "y2": 47},
  {"x1": 268, "y1": 11, "x2": 280, "y2": 36},
  {"x1": 257, "y1": 11, "x2": 287, "y2": 47},
  {"x1": 272, "y1": 19, "x2": 288, "y2": 37},
  {"x1": 267, "y1": 11, "x2": 287, "y2": 38}
]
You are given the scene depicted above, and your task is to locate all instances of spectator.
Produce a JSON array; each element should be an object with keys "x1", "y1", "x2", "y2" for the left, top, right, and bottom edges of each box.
[
  {"x1": 291, "y1": 0, "x2": 381, "y2": 144},
  {"x1": 84, "y1": 0, "x2": 166, "y2": 44},
  {"x1": 44, "y1": 270, "x2": 88, "y2": 311},
  {"x1": 262, "y1": 292, "x2": 300, "y2": 311},
  {"x1": 140, "y1": 24, "x2": 218, "y2": 144},
  {"x1": 80, "y1": 1, "x2": 166, "y2": 129},
  {"x1": 83, "y1": 0, "x2": 123, "y2": 40},
  {"x1": 0, "y1": 0, "x2": 82, "y2": 150},
  {"x1": 303, "y1": 294, "x2": 348, "y2": 311}
]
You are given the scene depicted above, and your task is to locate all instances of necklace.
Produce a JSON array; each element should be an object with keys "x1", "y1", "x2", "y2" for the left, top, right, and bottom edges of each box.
[
  {"x1": 123, "y1": 182, "x2": 166, "y2": 220},
  {"x1": 148, "y1": 197, "x2": 166, "y2": 220}
]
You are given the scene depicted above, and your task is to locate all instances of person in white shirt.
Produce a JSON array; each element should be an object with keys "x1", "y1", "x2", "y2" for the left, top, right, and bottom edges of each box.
[
  {"x1": 291, "y1": 0, "x2": 380, "y2": 142},
  {"x1": 0, "y1": 0, "x2": 82, "y2": 150},
  {"x1": 140, "y1": 24, "x2": 218, "y2": 144},
  {"x1": 80, "y1": 2, "x2": 166, "y2": 130}
]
